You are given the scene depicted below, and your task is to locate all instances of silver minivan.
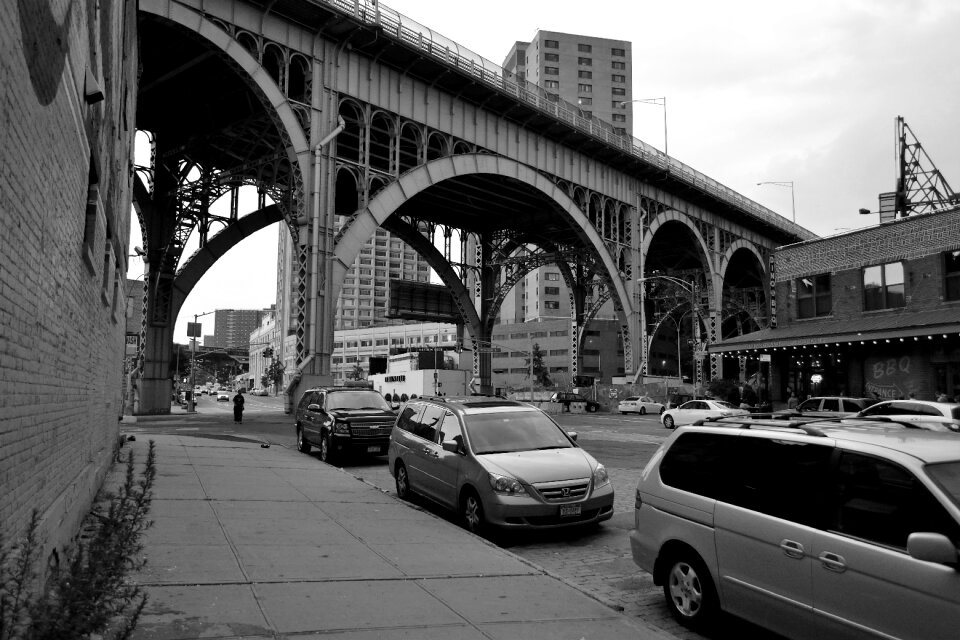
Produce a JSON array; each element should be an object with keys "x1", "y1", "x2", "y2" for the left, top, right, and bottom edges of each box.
[
  {"x1": 630, "y1": 418, "x2": 960, "y2": 639},
  {"x1": 388, "y1": 396, "x2": 614, "y2": 534}
]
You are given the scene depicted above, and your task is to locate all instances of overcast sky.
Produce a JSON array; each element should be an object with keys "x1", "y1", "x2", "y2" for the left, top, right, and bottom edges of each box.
[{"x1": 131, "y1": 0, "x2": 960, "y2": 344}]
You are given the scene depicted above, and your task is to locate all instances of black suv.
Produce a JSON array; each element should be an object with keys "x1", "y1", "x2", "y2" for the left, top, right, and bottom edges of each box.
[{"x1": 294, "y1": 387, "x2": 396, "y2": 464}]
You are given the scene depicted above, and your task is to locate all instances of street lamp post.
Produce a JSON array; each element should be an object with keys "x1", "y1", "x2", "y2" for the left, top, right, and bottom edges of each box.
[
  {"x1": 757, "y1": 181, "x2": 796, "y2": 223},
  {"x1": 187, "y1": 310, "x2": 214, "y2": 413},
  {"x1": 619, "y1": 97, "x2": 667, "y2": 157}
]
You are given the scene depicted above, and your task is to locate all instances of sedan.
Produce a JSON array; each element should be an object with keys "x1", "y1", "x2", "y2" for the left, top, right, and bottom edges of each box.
[
  {"x1": 217, "y1": 391, "x2": 231, "y2": 402},
  {"x1": 660, "y1": 399, "x2": 750, "y2": 429},
  {"x1": 618, "y1": 396, "x2": 664, "y2": 415}
]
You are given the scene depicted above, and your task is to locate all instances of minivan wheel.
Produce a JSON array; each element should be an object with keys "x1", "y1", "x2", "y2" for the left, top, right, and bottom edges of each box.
[
  {"x1": 663, "y1": 554, "x2": 717, "y2": 629},
  {"x1": 663, "y1": 415, "x2": 675, "y2": 429},
  {"x1": 296, "y1": 426, "x2": 311, "y2": 453},
  {"x1": 461, "y1": 490, "x2": 486, "y2": 535},
  {"x1": 395, "y1": 462, "x2": 411, "y2": 500},
  {"x1": 319, "y1": 432, "x2": 337, "y2": 465}
]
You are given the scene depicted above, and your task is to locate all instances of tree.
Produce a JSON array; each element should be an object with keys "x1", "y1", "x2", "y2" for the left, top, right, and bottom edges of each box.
[
  {"x1": 265, "y1": 360, "x2": 285, "y2": 390},
  {"x1": 524, "y1": 342, "x2": 552, "y2": 388},
  {"x1": 348, "y1": 363, "x2": 365, "y2": 381}
]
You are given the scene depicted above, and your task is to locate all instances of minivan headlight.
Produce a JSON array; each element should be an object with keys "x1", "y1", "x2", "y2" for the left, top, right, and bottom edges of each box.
[
  {"x1": 593, "y1": 464, "x2": 610, "y2": 488},
  {"x1": 488, "y1": 472, "x2": 526, "y2": 495}
]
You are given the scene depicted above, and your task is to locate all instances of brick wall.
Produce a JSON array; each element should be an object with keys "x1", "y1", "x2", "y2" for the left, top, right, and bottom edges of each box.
[{"x1": 0, "y1": 2, "x2": 138, "y2": 557}]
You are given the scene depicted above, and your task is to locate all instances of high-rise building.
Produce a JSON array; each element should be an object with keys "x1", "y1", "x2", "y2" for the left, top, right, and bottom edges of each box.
[
  {"x1": 214, "y1": 309, "x2": 262, "y2": 350},
  {"x1": 503, "y1": 31, "x2": 633, "y2": 136},
  {"x1": 334, "y1": 222, "x2": 432, "y2": 330},
  {"x1": 499, "y1": 31, "x2": 632, "y2": 325}
]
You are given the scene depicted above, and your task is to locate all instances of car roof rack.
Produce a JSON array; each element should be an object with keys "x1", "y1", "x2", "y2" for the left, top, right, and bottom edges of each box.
[{"x1": 695, "y1": 415, "x2": 828, "y2": 437}]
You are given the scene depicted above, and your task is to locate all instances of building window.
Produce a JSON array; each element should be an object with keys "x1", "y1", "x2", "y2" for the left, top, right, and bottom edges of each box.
[
  {"x1": 612, "y1": 87, "x2": 626, "y2": 96},
  {"x1": 577, "y1": 57, "x2": 592, "y2": 66},
  {"x1": 544, "y1": 52, "x2": 559, "y2": 62},
  {"x1": 613, "y1": 100, "x2": 626, "y2": 109},
  {"x1": 544, "y1": 39, "x2": 559, "y2": 48},
  {"x1": 545, "y1": 80, "x2": 559, "y2": 89},
  {"x1": 612, "y1": 61, "x2": 626, "y2": 70},
  {"x1": 544, "y1": 286, "x2": 560, "y2": 295},
  {"x1": 946, "y1": 250, "x2": 960, "y2": 301},
  {"x1": 578, "y1": 70, "x2": 592, "y2": 79},
  {"x1": 611, "y1": 47, "x2": 625, "y2": 56},
  {"x1": 544, "y1": 66, "x2": 559, "y2": 75},
  {"x1": 796, "y1": 274, "x2": 832, "y2": 318},
  {"x1": 544, "y1": 301, "x2": 560, "y2": 309},
  {"x1": 863, "y1": 262, "x2": 905, "y2": 310},
  {"x1": 578, "y1": 97, "x2": 593, "y2": 105},
  {"x1": 577, "y1": 43, "x2": 592, "y2": 52},
  {"x1": 580, "y1": 110, "x2": 592, "y2": 118},
  {"x1": 545, "y1": 272, "x2": 560, "y2": 281},
  {"x1": 612, "y1": 113, "x2": 626, "y2": 122},
  {"x1": 612, "y1": 74, "x2": 625, "y2": 83},
  {"x1": 578, "y1": 84, "x2": 592, "y2": 93},
  {"x1": 613, "y1": 127, "x2": 627, "y2": 135}
]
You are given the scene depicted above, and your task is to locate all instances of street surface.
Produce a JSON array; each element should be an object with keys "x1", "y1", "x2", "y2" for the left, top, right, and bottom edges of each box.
[{"x1": 129, "y1": 395, "x2": 780, "y2": 640}]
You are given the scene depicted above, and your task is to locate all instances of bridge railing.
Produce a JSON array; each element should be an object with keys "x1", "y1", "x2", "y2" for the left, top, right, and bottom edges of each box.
[{"x1": 319, "y1": 0, "x2": 812, "y2": 240}]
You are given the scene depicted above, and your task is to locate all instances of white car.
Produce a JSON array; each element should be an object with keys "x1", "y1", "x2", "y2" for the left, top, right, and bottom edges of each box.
[
  {"x1": 856, "y1": 399, "x2": 960, "y2": 420},
  {"x1": 217, "y1": 390, "x2": 231, "y2": 402},
  {"x1": 660, "y1": 399, "x2": 749, "y2": 429},
  {"x1": 618, "y1": 396, "x2": 664, "y2": 415}
]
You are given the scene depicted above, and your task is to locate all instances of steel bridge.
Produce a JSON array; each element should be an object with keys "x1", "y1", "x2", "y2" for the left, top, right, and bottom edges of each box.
[{"x1": 133, "y1": 0, "x2": 814, "y2": 413}]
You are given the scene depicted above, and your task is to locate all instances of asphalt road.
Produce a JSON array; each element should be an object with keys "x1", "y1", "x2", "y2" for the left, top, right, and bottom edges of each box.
[{"x1": 134, "y1": 396, "x2": 780, "y2": 640}]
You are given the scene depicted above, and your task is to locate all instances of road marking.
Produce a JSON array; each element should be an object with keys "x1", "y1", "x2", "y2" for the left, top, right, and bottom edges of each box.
[{"x1": 575, "y1": 429, "x2": 666, "y2": 444}]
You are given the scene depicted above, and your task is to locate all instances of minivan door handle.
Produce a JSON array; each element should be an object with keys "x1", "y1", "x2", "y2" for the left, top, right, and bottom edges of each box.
[
  {"x1": 779, "y1": 539, "x2": 805, "y2": 559},
  {"x1": 422, "y1": 446, "x2": 439, "y2": 458},
  {"x1": 818, "y1": 551, "x2": 847, "y2": 572}
]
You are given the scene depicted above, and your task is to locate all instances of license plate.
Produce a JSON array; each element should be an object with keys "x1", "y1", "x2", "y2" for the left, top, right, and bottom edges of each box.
[
  {"x1": 367, "y1": 446, "x2": 382, "y2": 453},
  {"x1": 560, "y1": 504, "x2": 582, "y2": 517}
]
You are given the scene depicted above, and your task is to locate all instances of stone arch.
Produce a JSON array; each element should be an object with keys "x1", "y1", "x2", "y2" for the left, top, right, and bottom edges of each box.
[
  {"x1": 140, "y1": 2, "x2": 310, "y2": 228},
  {"x1": 368, "y1": 110, "x2": 397, "y2": 175},
  {"x1": 262, "y1": 42, "x2": 285, "y2": 89},
  {"x1": 426, "y1": 132, "x2": 449, "y2": 160},
  {"x1": 719, "y1": 238, "x2": 767, "y2": 283},
  {"x1": 171, "y1": 205, "x2": 284, "y2": 325},
  {"x1": 338, "y1": 99, "x2": 365, "y2": 165},
  {"x1": 288, "y1": 53, "x2": 310, "y2": 102},
  {"x1": 398, "y1": 121, "x2": 423, "y2": 173},
  {"x1": 333, "y1": 154, "x2": 635, "y2": 343},
  {"x1": 642, "y1": 209, "x2": 714, "y2": 277}
]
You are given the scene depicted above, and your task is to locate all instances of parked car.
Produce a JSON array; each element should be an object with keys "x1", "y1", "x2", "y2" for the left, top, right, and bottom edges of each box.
[
  {"x1": 857, "y1": 399, "x2": 960, "y2": 420},
  {"x1": 630, "y1": 417, "x2": 960, "y2": 639},
  {"x1": 388, "y1": 396, "x2": 614, "y2": 534},
  {"x1": 660, "y1": 399, "x2": 749, "y2": 429},
  {"x1": 549, "y1": 391, "x2": 600, "y2": 413},
  {"x1": 776, "y1": 396, "x2": 875, "y2": 418},
  {"x1": 216, "y1": 390, "x2": 230, "y2": 402},
  {"x1": 618, "y1": 396, "x2": 665, "y2": 415},
  {"x1": 295, "y1": 386, "x2": 396, "y2": 463},
  {"x1": 847, "y1": 414, "x2": 960, "y2": 433}
]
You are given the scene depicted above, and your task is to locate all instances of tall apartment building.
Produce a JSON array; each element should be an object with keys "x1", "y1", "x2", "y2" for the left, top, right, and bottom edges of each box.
[
  {"x1": 214, "y1": 308, "x2": 263, "y2": 349},
  {"x1": 499, "y1": 31, "x2": 632, "y2": 330},
  {"x1": 503, "y1": 31, "x2": 633, "y2": 136},
  {"x1": 335, "y1": 223, "x2": 432, "y2": 330}
]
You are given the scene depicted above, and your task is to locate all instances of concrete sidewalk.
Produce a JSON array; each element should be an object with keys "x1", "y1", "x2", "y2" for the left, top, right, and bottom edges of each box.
[{"x1": 118, "y1": 429, "x2": 673, "y2": 639}]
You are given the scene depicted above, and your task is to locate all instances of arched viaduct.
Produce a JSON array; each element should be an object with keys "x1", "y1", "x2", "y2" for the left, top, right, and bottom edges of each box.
[{"x1": 133, "y1": 0, "x2": 813, "y2": 412}]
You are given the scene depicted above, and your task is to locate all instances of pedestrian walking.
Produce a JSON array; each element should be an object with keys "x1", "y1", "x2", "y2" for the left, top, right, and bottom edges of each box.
[
  {"x1": 787, "y1": 391, "x2": 798, "y2": 410},
  {"x1": 233, "y1": 390, "x2": 245, "y2": 423}
]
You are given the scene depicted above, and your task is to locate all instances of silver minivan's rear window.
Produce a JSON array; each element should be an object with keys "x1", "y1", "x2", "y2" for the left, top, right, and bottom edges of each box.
[{"x1": 926, "y1": 461, "x2": 960, "y2": 509}]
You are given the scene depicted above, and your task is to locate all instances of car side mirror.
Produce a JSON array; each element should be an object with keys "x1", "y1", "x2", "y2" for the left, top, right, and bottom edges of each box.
[
  {"x1": 307, "y1": 403, "x2": 321, "y2": 412},
  {"x1": 441, "y1": 440, "x2": 461, "y2": 454},
  {"x1": 567, "y1": 431, "x2": 578, "y2": 442},
  {"x1": 907, "y1": 532, "x2": 958, "y2": 566}
]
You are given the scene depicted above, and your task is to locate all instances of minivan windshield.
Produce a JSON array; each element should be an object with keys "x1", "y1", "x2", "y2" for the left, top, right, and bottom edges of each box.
[
  {"x1": 326, "y1": 391, "x2": 391, "y2": 411},
  {"x1": 925, "y1": 461, "x2": 960, "y2": 509},
  {"x1": 464, "y1": 411, "x2": 574, "y2": 454}
]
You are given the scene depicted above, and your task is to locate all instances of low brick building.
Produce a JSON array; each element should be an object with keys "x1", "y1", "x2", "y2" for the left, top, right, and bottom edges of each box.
[
  {"x1": 0, "y1": 5, "x2": 138, "y2": 553},
  {"x1": 712, "y1": 207, "x2": 960, "y2": 403}
]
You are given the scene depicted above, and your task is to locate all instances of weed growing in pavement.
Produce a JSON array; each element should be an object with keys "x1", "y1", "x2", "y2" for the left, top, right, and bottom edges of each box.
[{"x1": 0, "y1": 441, "x2": 156, "y2": 640}]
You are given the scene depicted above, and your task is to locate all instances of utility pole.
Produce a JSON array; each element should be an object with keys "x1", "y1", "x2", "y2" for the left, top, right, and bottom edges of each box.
[{"x1": 186, "y1": 310, "x2": 214, "y2": 413}]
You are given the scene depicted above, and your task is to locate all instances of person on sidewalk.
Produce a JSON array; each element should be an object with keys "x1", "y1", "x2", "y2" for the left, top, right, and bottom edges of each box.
[{"x1": 233, "y1": 390, "x2": 245, "y2": 423}]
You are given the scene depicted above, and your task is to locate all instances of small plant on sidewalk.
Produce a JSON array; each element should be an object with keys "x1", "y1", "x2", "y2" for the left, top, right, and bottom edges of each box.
[{"x1": 0, "y1": 440, "x2": 157, "y2": 640}]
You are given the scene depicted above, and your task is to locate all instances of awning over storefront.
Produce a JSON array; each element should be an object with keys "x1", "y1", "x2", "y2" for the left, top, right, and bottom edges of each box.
[{"x1": 710, "y1": 308, "x2": 960, "y2": 353}]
